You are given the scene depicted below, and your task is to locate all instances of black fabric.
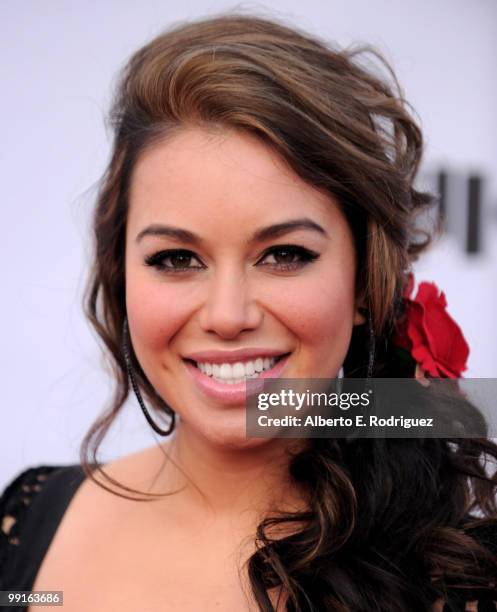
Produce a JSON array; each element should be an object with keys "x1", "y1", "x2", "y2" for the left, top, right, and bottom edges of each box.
[
  {"x1": 0, "y1": 464, "x2": 496, "y2": 611},
  {"x1": 0, "y1": 464, "x2": 85, "y2": 603}
]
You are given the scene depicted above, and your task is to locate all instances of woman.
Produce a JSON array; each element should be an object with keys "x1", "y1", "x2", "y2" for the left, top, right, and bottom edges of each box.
[{"x1": 1, "y1": 12, "x2": 496, "y2": 612}]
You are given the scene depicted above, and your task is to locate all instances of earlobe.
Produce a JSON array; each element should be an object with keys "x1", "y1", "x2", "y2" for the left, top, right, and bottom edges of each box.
[
  {"x1": 353, "y1": 303, "x2": 367, "y2": 326},
  {"x1": 353, "y1": 309, "x2": 366, "y2": 326}
]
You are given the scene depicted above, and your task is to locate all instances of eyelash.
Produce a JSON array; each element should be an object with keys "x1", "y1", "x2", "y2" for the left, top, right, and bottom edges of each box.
[{"x1": 144, "y1": 245, "x2": 320, "y2": 274}]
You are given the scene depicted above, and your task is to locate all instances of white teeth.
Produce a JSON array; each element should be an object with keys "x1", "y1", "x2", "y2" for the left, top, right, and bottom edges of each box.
[
  {"x1": 232, "y1": 362, "x2": 245, "y2": 378},
  {"x1": 196, "y1": 356, "x2": 280, "y2": 383},
  {"x1": 245, "y1": 361, "x2": 255, "y2": 376}
]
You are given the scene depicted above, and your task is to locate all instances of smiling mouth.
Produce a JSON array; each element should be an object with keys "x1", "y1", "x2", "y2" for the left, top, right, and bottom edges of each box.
[{"x1": 183, "y1": 353, "x2": 290, "y2": 384}]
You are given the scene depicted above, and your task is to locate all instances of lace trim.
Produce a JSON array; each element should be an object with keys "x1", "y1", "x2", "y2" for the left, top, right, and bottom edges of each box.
[{"x1": 0, "y1": 466, "x2": 60, "y2": 584}]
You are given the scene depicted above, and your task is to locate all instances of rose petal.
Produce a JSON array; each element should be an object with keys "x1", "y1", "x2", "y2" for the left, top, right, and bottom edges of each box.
[
  {"x1": 411, "y1": 344, "x2": 439, "y2": 377},
  {"x1": 416, "y1": 282, "x2": 447, "y2": 310},
  {"x1": 412, "y1": 284, "x2": 468, "y2": 374},
  {"x1": 393, "y1": 277, "x2": 469, "y2": 378}
]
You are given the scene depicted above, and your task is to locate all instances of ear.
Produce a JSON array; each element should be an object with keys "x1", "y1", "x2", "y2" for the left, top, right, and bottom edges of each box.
[{"x1": 353, "y1": 300, "x2": 367, "y2": 326}]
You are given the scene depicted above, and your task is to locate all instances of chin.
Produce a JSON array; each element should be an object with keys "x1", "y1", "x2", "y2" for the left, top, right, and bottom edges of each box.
[{"x1": 184, "y1": 417, "x2": 275, "y2": 452}]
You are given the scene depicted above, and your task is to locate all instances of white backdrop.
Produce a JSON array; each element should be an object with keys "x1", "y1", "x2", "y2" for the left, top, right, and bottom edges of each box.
[{"x1": 1, "y1": 0, "x2": 496, "y2": 487}]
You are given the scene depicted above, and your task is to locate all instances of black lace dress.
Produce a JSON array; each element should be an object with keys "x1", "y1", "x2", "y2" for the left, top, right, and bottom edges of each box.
[{"x1": 0, "y1": 465, "x2": 496, "y2": 611}]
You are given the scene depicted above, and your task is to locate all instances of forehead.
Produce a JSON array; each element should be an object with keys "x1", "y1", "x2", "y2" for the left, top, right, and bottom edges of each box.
[{"x1": 126, "y1": 127, "x2": 343, "y2": 238}]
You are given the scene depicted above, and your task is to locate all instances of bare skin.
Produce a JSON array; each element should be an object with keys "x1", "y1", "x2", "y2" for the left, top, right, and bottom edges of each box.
[
  {"x1": 29, "y1": 440, "x2": 456, "y2": 611},
  {"x1": 29, "y1": 438, "x2": 305, "y2": 611}
]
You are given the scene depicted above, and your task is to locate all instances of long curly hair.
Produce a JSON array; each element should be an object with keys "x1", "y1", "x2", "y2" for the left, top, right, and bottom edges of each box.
[{"x1": 80, "y1": 12, "x2": 497, "y2": 611}]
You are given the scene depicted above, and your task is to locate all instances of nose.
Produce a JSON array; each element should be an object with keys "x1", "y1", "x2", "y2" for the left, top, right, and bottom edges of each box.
[{"x1": 198, "y1": 267, "x2": 263, "y2": 339}]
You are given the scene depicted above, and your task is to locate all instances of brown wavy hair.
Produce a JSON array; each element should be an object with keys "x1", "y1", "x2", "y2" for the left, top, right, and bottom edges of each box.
[{"x1": 79, "y1": 12, "x2": 497, "y2": 611}]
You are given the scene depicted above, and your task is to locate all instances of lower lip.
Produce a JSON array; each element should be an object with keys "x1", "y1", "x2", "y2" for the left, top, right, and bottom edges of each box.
[{"x1": 183, "y1": 354, "x2": 291, "y2": 406}]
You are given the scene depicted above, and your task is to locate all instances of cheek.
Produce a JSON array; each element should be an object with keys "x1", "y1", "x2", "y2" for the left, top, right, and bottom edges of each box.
[
  {"x1": 126, "y1": 272, "x2": 193, "y2": 358},
  {"x1": 280, "y1": 279, "x2": 355, "y2": 338},
  {"x1": 269, "y1": 266, "x2": 356, "y2": 368}
]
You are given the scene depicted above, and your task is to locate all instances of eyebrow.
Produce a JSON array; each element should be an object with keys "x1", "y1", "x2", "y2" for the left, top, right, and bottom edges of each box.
[{"x1": 135, "y1": 217, "x2": 328, "y2": 245}]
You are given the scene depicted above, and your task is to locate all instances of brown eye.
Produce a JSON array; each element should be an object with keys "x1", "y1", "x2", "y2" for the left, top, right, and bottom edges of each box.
[
  {"x1": 269, "y1": 248, "x2": 298, "y2": 265},
  {"x1": 168, "y1": 253, "x2": 193, "y2": 268},
  {"x1": 144, "y1": 249, "x2": 204, "y2": 272},
  {"x1": 258, "y1": 245, "x2": 320, "y2": 271}
]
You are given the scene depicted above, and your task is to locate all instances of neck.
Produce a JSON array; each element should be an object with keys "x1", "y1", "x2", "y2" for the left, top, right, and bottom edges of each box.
[{"x1": 158, "y1": 422, "x2": 309, "y2": 521}]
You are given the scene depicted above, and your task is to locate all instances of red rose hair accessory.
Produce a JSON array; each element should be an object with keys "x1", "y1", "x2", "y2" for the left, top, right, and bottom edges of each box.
[{"x1": 393, "y1": 274, "x2": 470, "y2": 380}]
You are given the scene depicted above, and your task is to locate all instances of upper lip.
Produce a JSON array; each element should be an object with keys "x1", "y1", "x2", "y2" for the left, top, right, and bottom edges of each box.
[{"x1": 183, "y1": 348, "x2": 291, "y2": 364}]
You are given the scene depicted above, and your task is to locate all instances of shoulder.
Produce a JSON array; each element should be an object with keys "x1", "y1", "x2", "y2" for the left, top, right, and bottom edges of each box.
[{"x1": 0, "y1": 464, "x2": 85, "y2": 588}]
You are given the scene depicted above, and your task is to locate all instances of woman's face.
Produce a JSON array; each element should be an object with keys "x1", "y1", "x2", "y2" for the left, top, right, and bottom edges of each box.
[{"x1": 125, "y1": 127, "x2": 364, "y2": 448}]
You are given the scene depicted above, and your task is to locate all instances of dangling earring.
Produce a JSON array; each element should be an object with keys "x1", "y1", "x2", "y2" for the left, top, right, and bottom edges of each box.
[
  {"x1": 339, "y1": 308, "x2": 375, "y2": 379},
  {"x1": 121, "y1": 317, "x2": 175, "y2": 436},
  {"x1": 366, "y1": 309, "x2": 376, "y2": 380}
]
